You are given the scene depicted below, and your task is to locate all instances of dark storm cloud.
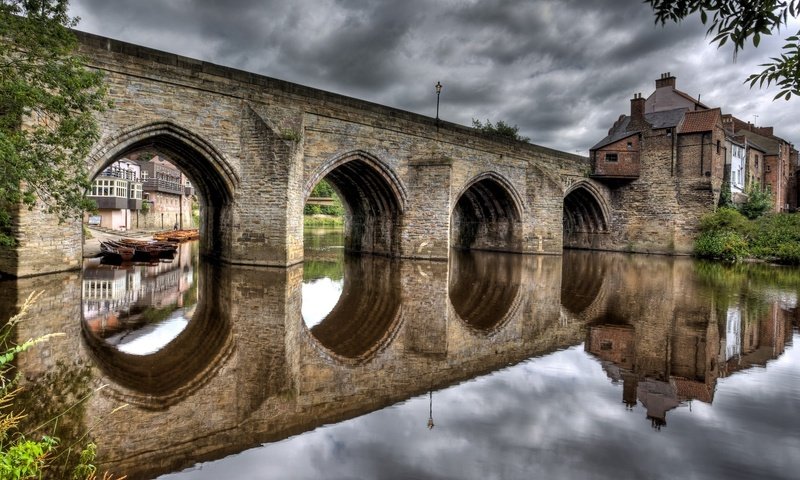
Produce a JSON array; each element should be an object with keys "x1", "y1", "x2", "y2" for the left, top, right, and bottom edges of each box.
[{"x1": 69, "y1": 0, "x2": 799, "y2": 154}]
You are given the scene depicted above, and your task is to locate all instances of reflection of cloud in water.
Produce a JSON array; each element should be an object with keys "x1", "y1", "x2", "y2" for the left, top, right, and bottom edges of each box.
[
  {"x1": 302, "y1": 278, "x2": 344, "y2": 328},
  {"x1": 107, "y1": 311, "x2": 189, "y2": 355},
  {"x1": 161, "y1": 338, "x2": 800, "y2": 480}
]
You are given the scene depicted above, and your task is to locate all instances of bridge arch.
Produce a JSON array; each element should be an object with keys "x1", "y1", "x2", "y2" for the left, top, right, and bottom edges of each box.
[
  {"x1": 563, "y1": 180, "x2": 610, "y2": 249},
  {"x1": 88, "y1": 121, "x2": 239, "y2": 257},
  {"x1": 450, "y1": 172, "x2": 523, "y2": 252},
  {"x1": 305, "y1": 150, "x2": 406, "y2": 256}
]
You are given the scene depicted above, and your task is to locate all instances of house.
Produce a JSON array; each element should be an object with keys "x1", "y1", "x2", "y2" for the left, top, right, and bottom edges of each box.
[
  {"x1": 722, "y1": 115, "x2": 797, "y2": 212},
  {"x1": 86, "y1": 154, "x2": 196, "y2": 231},
  {"x1": 590, "y1": 84, "x2": 726, "y2": 253},
  {"x1": 645, "y1": 72, "x2": 708, "y2": 113},
  {"x1": 138, "y1": 155, "x2": 195, "y2": 230},
  {"x1": 86, "y1": 159, "x2": 142, "y2": 230}
]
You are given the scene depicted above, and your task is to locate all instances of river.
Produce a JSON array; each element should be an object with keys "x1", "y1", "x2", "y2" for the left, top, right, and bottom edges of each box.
[{"x1": 1, "y1": 227, "x2": 799, "y2": 479}]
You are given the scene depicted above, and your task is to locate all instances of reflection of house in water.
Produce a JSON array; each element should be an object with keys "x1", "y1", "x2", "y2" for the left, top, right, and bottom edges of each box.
[
  {"x1": 82, "y1": 243, "x2": 197, "y2": 337},
  {"x1": 587, "y1": 317, "x2": 718, "y2": 429},
  {"x1": 588, "y1": 288, "x2": 797, "y2": 428},
  {"x1": 719, "y1": 292, "x2": 796, "y2": 378}
]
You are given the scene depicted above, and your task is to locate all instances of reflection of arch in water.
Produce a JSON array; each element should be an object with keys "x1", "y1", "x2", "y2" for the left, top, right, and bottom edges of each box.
[
  {"x1": 451, "y1": 173, "x2": 524, "y2": 253},
  {"x1": 560, "y1": 250, "x2": 609, "y2": 321},
  {"x1": 303, "y1": 254, "x2": 403, "y2": 364},
  {"x1": 305, "y1": 150, "x2": 406, "y2": 256},
  {"x1": 563, "y1": 181, "x2": 610, "y2": 249},
  {"x1": 81, "y1": 263, "x2": 234, "y2": 410},
  {"x1": 88, "y1": 121, "x2": 238, "y2": 257},
  {"x1": 448, "y1": 250, "x2": 524, "y2": 334}
]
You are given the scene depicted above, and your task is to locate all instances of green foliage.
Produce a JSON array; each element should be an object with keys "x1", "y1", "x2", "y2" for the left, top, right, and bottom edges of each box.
[
  {"x1": 311, "y1": 180, "x2": 335, "y2": 198},
  {"x1": 280, "y1": 128, "x2": 302, "y2": 142},
  {"x1": 718, "y1": 180, "x2": 732, "y2": 207},
  {"x1": 0, "y1": 0, "x2": 109, "y2": 246},
  {"x1": 0, "y1": 436, "x2": 58, "y2": 480},
  {"x1": 305, "y1": 180, "x2": 344, "y2": 216},
  {"x1": 749, "y1": 212, "x2": 800, "y2": 260},
  {"x1": 0, "y1": 292, "x2": 123, "y2": 479},
  {"x1": 738, "y1": 182, "x2": 772, "y2": 219},
  {"x1": 696, "y1": 207, "x2": 800, "y2": 264},
  {"x1": 700, "y1": 207, "x2": 750, "y2": 233},
  {"x1": 694, "y1": 229, "x2": 750, "y2": 262},
  {"x1": 471, "y1": 118, "x2": 530, "y2": 142},
  {"x1": 303, "y1": 260, "x2": 344, "y2": 282},
  {"x1": 303, "y1": 215, "x2": 344, "y2": 227},
  {"x1": 646, "y1": 1, "x2": 800, "y2": 99}
]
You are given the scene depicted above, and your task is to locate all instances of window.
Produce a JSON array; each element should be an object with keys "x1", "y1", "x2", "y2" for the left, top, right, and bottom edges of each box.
[
  {"x1": 755, "y1": 155, "x2": 759, "y2": 168},
  {"x1": 716, "y1": 140, "x2": 721, "y2": 154},
  {"x1": 605, "y1": 153, "x2": 618, "y2": 162},
  {"x1": 626, "y1": 142, "x2": 633, "y2": 150},
  {"x1": 130, "y1": 183, "x2": 142, "y2": 200}
]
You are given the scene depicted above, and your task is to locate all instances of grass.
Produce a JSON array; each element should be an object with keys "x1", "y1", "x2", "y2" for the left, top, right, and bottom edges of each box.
[{"x1": 304, "y1": 215, "x2": 343, "y2": 227}]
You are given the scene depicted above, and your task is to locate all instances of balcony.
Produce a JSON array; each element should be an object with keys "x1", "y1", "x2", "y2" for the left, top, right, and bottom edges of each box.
[{"x1": 143, "y1": 178, "x2": 183, "y2": 195}]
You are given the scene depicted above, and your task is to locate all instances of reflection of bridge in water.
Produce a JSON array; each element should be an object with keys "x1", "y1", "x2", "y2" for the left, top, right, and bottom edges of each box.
[{"x1": 3, "y1": 250, "x2": 797, "y2": 478}]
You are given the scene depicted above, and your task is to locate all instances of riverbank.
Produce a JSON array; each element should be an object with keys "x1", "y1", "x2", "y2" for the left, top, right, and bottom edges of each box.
[
  {"x1": 304, "y1": 215, "x2": 343, "y2": 227},
  {"x1": 695, "y1": 209, "x2": 800, "y2": 264}
]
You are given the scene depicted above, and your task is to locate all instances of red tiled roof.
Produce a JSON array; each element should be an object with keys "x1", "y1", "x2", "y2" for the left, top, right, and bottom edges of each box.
[{"x1": 678, "y1": 108, "x2": 721, "y2": 134}]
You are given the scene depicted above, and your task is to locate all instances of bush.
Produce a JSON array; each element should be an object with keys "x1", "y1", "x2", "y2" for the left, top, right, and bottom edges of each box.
[
  {"x1": 699, "y1": 207, "x2": 750, "y2": 234},
  {"x1": 739, "y1": 183, "x2": 772, "y2": 219},
  {"x1": 776, "y1": 242, "x2": 800, "y2": 264},
  {"x1": 694, "y1": 230, "x2": 750, "y2": 262}
]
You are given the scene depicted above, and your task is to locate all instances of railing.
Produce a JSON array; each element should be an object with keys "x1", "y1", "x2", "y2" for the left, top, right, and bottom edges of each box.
[
  {"x1": 143, "y1": 178, "x2": 183, "y2": 195},
  {"x1": 101, "y1": 167, "x2": 138, "y2": 182}
]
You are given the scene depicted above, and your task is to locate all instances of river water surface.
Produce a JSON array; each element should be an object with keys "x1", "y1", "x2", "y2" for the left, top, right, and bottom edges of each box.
[{"x1": 2, "y1": 227, "x2": 799, "y2": 479}]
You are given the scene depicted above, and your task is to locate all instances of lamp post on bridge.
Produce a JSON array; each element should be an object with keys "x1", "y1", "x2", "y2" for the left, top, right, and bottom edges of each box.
[{"x1": 435, "y1": 81, "x2": 442, "y2": 127}]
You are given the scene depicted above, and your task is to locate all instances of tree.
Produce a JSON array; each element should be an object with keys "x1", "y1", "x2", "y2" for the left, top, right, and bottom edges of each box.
[
  {"x1": 0, "y1": 0, "x2": 108, "y2": 246},
  {"x1": 472, "y1": 118, "x2": 530, "y2": 142},
  {"x1": 647, "y1": 0, "x2": 800, "y2": 100}
]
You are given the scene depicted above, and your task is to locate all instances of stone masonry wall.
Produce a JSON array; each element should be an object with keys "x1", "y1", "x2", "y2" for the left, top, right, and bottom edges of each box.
[{"x1": 1, "y1": 31, "x2": 596, "y2": 277}]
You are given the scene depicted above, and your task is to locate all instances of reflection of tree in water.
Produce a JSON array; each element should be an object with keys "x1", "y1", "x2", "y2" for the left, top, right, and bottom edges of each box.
[{"x1": 448, "y1": 250, "x2": 521, "y2": 332}]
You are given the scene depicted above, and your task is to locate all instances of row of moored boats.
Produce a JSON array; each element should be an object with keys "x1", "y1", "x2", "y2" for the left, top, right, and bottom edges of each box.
[{"x1": 99, "y1": 229, "x2": 198, "y2": 263}]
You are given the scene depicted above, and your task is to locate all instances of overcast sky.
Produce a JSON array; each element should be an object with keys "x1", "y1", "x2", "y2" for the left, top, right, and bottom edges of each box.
[{"x1": 68, "y1": 0, "x2": 800, "y2": 156}]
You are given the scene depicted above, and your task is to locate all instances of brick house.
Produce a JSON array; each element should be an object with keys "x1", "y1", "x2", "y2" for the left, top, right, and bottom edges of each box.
[{"x1": 590, "y1": 87, "x2": 725, "y2": 253}]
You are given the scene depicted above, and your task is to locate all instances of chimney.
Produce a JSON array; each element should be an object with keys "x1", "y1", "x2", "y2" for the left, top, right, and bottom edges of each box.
[
  {"x1": 631, "y1": 92, "x2": 645, "y2": 121},
  {"x1": 655, "y1": 72, "x2": 676, "y2": 89}
]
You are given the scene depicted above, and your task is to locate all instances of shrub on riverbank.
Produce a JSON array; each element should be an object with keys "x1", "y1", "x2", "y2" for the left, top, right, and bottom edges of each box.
[{"x1": 695, "y1": 208, "x2": 800, "y2": 264}]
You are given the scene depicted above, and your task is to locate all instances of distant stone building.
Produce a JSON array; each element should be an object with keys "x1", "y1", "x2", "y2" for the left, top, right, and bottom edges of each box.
[
  {"x1": 138, "y1": 155, "x2": 195, "y2": 230},
  {"x1": 86, "y1": 154, "x2": 195, "y2": 231}
]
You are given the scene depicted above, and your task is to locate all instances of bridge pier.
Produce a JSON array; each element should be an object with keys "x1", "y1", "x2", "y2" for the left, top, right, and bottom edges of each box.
[{"x1": 400, "y1": 156, "x2": 453, "y2": 260}]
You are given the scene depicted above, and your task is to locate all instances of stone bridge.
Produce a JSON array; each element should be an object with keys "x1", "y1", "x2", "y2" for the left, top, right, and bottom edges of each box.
[{"x1": 0, "y1": 31, "x2": 615, "y2": 278}]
